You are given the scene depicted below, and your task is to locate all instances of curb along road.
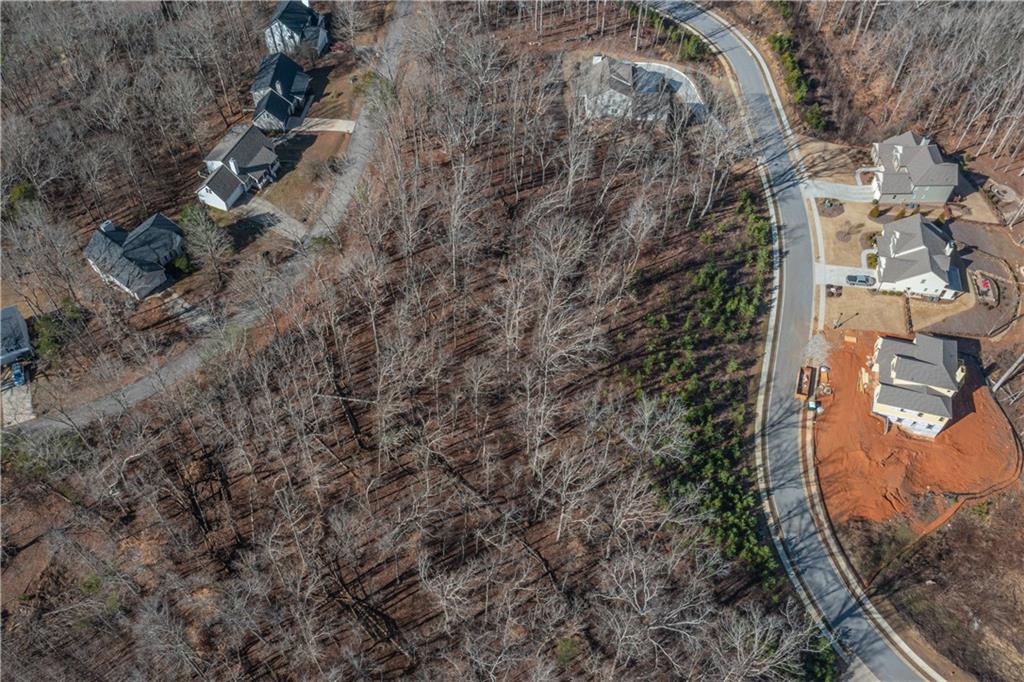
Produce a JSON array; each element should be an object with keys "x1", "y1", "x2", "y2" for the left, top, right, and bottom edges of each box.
[{"x1": 652, "y1": 3, "x2": 944, "y2": 680}]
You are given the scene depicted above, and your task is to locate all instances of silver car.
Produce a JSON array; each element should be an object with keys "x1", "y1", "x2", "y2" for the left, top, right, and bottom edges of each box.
[{"x1": 845, "y1": 274, "x2": 876, "y2": 287}]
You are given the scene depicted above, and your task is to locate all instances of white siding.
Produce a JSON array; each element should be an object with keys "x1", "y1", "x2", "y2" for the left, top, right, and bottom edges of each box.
[{"x1": 197, "y1": 184, "x2": 243, "y2": 212}]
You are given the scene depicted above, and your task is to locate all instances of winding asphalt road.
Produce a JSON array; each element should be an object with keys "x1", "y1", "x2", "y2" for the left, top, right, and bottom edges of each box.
[{"x1": 654, "y1": 3, "x2": 933, "y2": 680}]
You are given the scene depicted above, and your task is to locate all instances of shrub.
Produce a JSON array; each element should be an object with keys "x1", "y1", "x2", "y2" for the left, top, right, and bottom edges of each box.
[
  {"x1": 803, "y1": 635, "x2": 839, "y2": 682},
  {"x1": 737, "y1": 189, "x2": 756, "y2": 217},
  {"x1": 172, "y1": 253, "x2": 195, "y2": 273},
  {"x1": 555, "y1": 637, "x2": 579, "y2": 667},
  {"x1": 774, "y1": 0, "x2": 794, "y2": 19},
  {"x1": 678, "y1": 32, "x2": 707, "y2": 61},
  {"x1": 805, "y1": 102, "x2": 828, "y2": 131},
  {"x1": 767, "y1": 33, "x2": 793, "y2": 53},
  {"x1": 868, "y1": 205, "x2": 880, "y2": 218},
  {"x1": 867, "y1": 253, "x2": 878, "y2": 268},
  {"x1": 32, "y1": 298, "x2": 85, "y2": 367},
  {"x1": 7, "y1": 181, "x2": 37, "y2": 214}
]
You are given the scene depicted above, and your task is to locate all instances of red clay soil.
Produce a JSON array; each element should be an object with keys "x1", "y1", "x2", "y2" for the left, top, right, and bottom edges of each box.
[{"x1": 814, "y1": 331, "x2": 1021, "y2": 531}]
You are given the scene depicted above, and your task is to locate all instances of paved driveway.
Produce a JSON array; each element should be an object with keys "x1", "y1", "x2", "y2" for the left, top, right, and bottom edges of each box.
[
  {"x1": 2, "y1": 384, "x2": 35, "y2": 427},
  {"x1": 816, "y1": 263, "x2": 878, "y2": 287},
  {"x1": 287, "y1": 117, "x2": 356, "y2": 133},
  {"x1": 238, "y1": 196, "x2": 309, "y2": 242},
  {"x1": 805, "y1": 179, "x2": 877, "y2": 203}
]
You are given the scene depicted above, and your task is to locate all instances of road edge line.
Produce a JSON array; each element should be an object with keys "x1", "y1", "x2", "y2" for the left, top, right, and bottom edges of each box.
[
  {"x1": 688, "y1": 5, "x2": 946, "y2": 679},
  {"x1": 668, "y1": 4, "x2": 948, "y2": 678},
  {"x1": 656, "y1": 4, "x2": 852, "y2": 664}
]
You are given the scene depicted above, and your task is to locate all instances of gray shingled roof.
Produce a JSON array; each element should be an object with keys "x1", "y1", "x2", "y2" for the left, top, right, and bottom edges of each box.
[
  {"x1": 1, "y1": 306, "x2": 32, "y2": 366},
  {"x1": 270, "y1": 0, "x2": 319, "y2": 34},
  {"x1": 876, "y1": 130, "x2": 958, "y2": 192},
  {"x1": 878, "y1": 171, "x2": 913, "y2": 194},
  {"x1": 205, "y1": 124, "x2": 278, "y2": 177},
  {"x1": 84, "y1": 214, "x2": 184, "y2": 299},
  {"x1": 201, "y1": 165, "x2": 245, "y2": 202},
  {"x1": 581, "y1": 57, "x2": 675, "y2": 118},
  {"x1": 255, "y1": 90, "x2": 293, "y2": 127},
  {"x1": 904, "y1": 145, "x2": 958, "y2": 187},
  {"x1": 877, "y1": 215, "x2": 957, "y2": 288},
  {"x1": 251, "y1": 53, "x2": 310, "y2": 103},
  {"x1": 876, "y1": 384, "x2": 952, "y2": 418},
  {"x1": 874, "y1": 334, "x2": 960, "y2": 418}
]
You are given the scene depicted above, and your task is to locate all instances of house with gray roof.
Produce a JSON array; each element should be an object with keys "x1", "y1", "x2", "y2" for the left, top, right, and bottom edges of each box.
[
  {"x1": 251, "y1": 53, "x2": 310, "y2": 132},
  {"x1": 870, "y1": 334, "x2": 965, "y2": 438},
  {"x1": 875, "y1": 214, "x2": 963, "y2": 301},
  {"x1": 578, "y1": 55, "x2": 676, "y2": 122},
  {"x1": 264, "y1": 0, "x2": 328, "y2": 56},
  {"x1": 1, "y1": 306, "x2": 33, "y2": 366},
  {"x1": 870, "y1": 131, "x2": 959, "y2": 204},
  {"x1": 197, "y1": 124, "x2": 279, "y2": 211},
  {"x1": 84, "y1": 214, "x2": 185, "y2": 300}
]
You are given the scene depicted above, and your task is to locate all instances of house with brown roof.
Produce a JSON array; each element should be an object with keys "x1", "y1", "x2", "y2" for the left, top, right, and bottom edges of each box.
[{"x1": 870, "y1": 131, "x2": 959, "y2": 204}]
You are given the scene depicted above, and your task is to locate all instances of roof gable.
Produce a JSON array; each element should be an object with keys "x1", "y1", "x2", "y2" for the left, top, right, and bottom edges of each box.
[
  {"x1": 270, "y1": 0, "x2": 318, "y2": 34},
  {"x1": 205, "y1": 124, "x2": 277, "y2": 169},
  {"x1": 84, "y1": 214, "x2": 184, "y2": 297},
  {"x1": 255, "y1": 90, "x2": 293, "y2": 125},
  {"x1": 251, "y1": 53, "x2": 307, "y2": 99},
  {"x1": 200, "y1": 165, "x2": 246, "y2": 202}
]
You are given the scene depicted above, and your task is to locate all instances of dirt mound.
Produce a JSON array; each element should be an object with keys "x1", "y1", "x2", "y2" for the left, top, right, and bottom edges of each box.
[{"x1": 814, "y1": 332, "x2": 1020, "y2": 530}]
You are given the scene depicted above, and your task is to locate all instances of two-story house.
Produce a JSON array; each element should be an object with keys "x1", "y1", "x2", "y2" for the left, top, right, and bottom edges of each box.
[
  {"x1": 196, "y1": 125, "x2": 280, "y2": 211},
  {"x1": 870, "y1": 334, "x2": 965, "y2": 438},
  {"x1": 875, "y1": 214, "x2": 963, "y2": 301},
  {"x1": 870, "y1": 131, "x2": 959, "y2": 204},
  {"x1": 264, "y1": 0, "x2": 328, "y2": 56},
  {"x1": 251, "y1": 53, "x2": 311, "y2": 132}
]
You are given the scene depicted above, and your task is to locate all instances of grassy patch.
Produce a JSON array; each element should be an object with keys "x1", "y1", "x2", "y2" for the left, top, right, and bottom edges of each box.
[{"x1": 555, "y1": 637, "x2": 579, "y2": 667}]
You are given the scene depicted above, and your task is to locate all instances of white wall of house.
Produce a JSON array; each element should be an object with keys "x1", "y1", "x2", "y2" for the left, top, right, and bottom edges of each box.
[
  {"x1": 263, "y1": 22, "x2": 326, "y2": 55},
  {"x1": 197, "y1": 182, "x2": 244, "y2": 212},
  {"x1": 876, "y1": 272, "x2": 958, "y2": 300},
  {"x1": 265, "y1": 24, "x2": 300, "y2": 54},
  {"x1": 87, "y1": 258, "x2": 141, "y2": 300}
]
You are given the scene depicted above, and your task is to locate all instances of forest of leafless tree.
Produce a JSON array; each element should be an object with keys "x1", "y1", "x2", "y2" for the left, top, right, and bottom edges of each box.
[
  {"x1": 0, "y1": 2, "x2": 266, "y2": 228},
  {"x1": 3, "y1": 2, "x2": 826, "y2": 679},
  {"x1": 773, "y1": 0, "x2": 1024, "y2": 166}
]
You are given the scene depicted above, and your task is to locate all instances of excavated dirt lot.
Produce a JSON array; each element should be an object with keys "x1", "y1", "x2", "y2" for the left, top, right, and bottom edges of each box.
[
  {"x1": 815, "y1": 330, "x2": 1024, "y2": 681},
  {"x1": 814, "y1": 331, "x2": 1020, "y2": 529}
]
